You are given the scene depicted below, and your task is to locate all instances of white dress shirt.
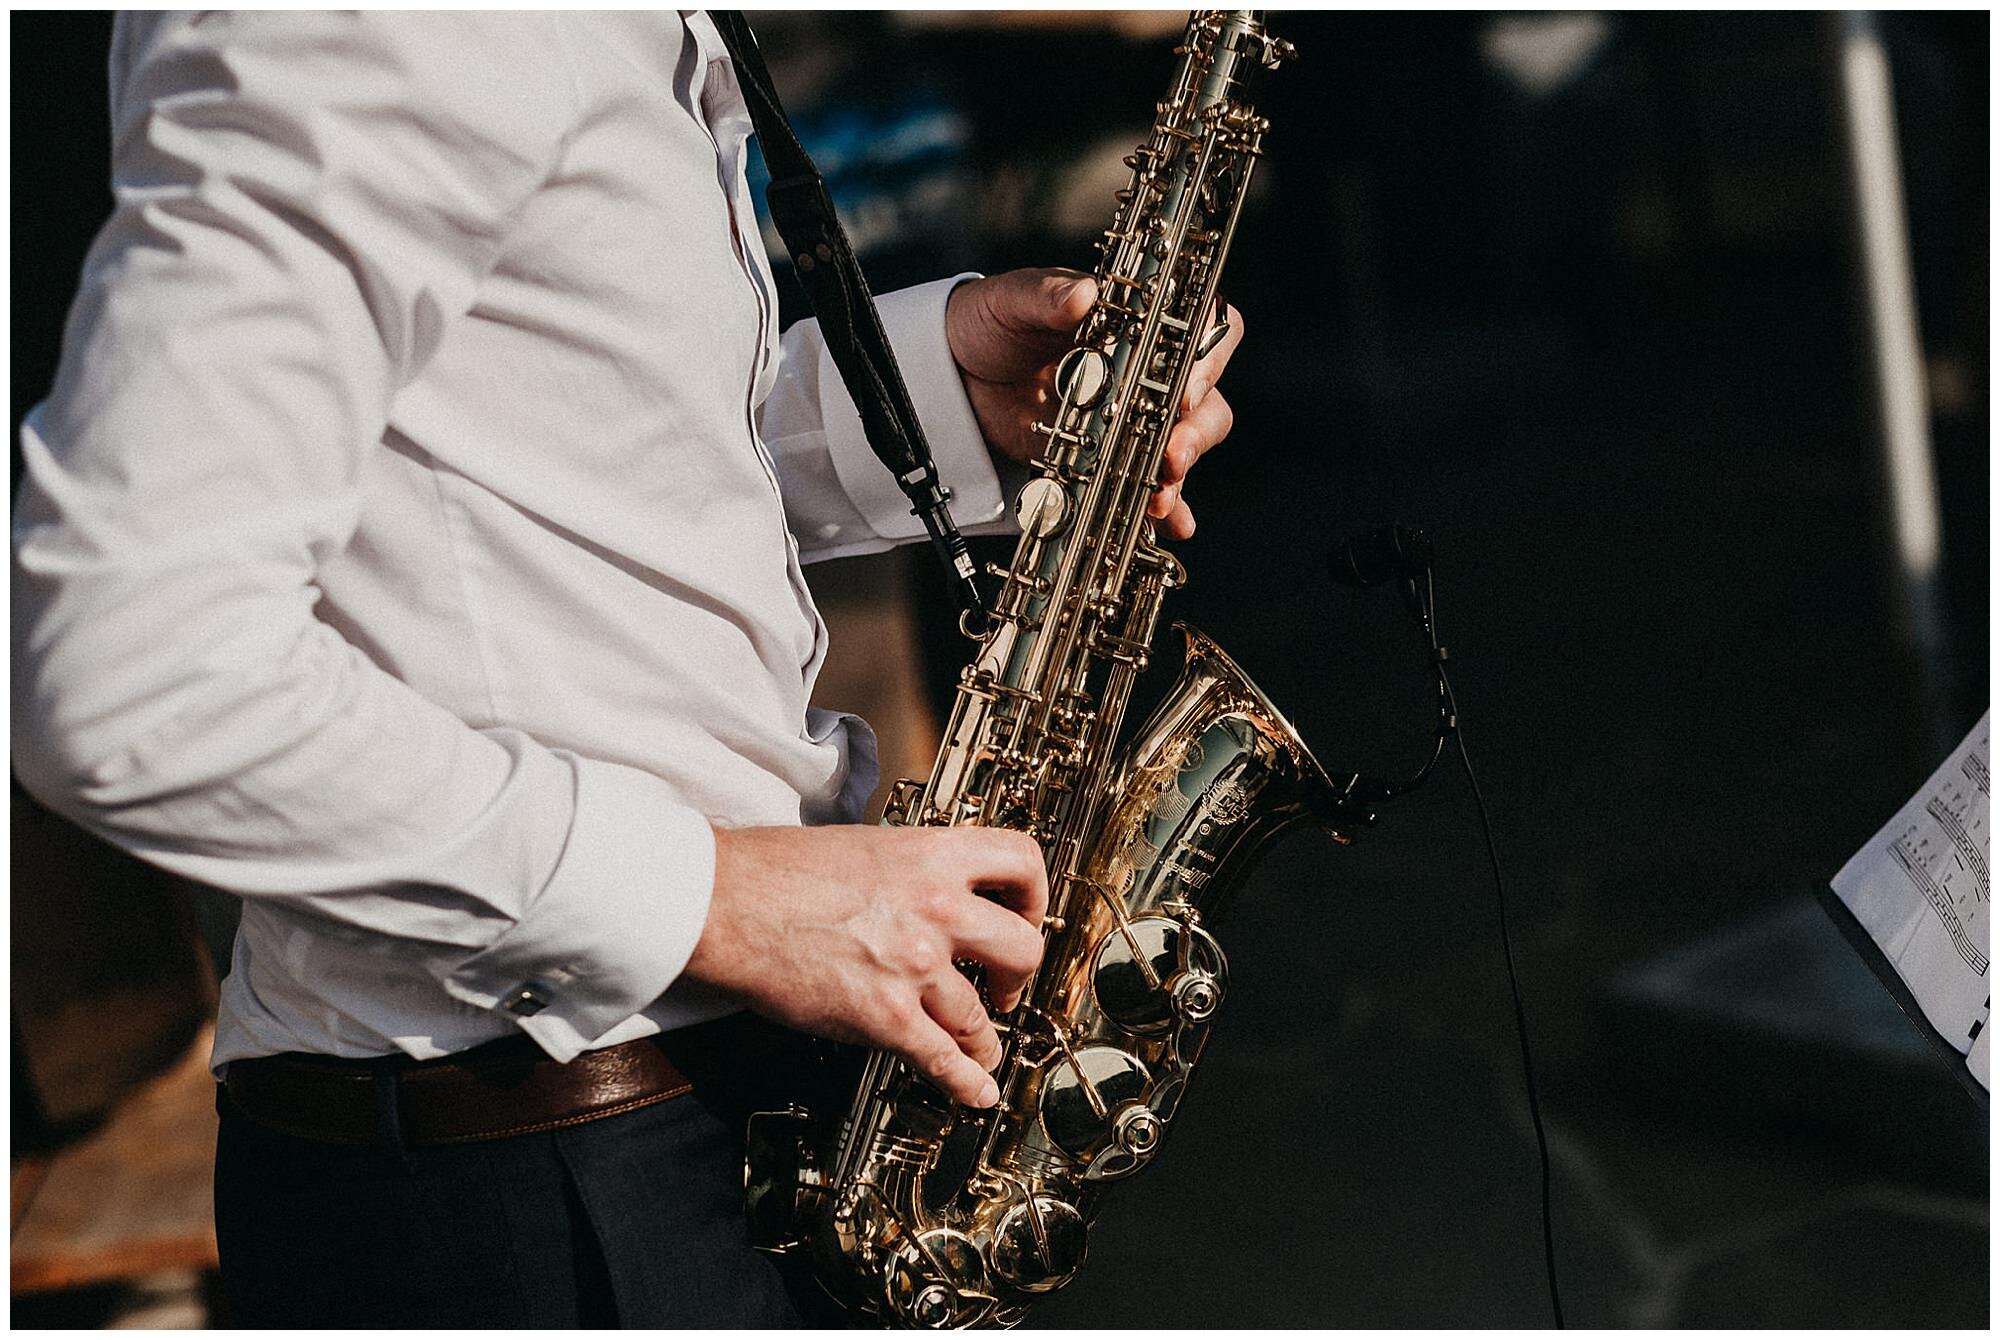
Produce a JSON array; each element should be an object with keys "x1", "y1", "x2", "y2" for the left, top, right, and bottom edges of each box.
[{"x1": 12, "y1": 11, "x2": 1011, "y2": 1070}]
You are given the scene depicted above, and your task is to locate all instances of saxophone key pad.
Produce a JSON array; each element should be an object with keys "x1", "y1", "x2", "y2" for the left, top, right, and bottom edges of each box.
[
  {"x1": 990, "y1": 1195, "x2": 1088, "y2": 1291},
  {"x1": 883, "y1": 1228, "x2": 987, "y2": 1330},
  {"x1": 1090, "y1": 916, "x2": 1228, "y2": 1034},
  {"x1": 1055, "y1": 345, "x2": 1112, "y2": 408},
  {"x1": 1014, "y1": 476, "x2": 1070, "y2": 540},
  {"x1": 1039, "y1": 1044, "x2": 1151, "y2": 1165}
]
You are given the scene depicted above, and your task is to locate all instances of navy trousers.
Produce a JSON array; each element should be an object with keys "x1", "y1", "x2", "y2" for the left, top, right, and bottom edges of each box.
[{"x1": 213, "y1": 1015, "x2": 845, "y2": 1328}]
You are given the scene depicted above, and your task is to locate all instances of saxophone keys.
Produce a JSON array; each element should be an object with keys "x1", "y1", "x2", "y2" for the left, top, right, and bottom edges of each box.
[
  {"x1": 1039, "y1": 1045, "x2": 1152, "y2": 1167},
  {"x1": 1054, "y1": 345, "x2": 1112, "y2": 408},
  {"x1": 1013, "y1": 477, "x2": 1069, "y2": 540},
  {"x1": 883, "y1": 1228, "x2": 990, "y2": 1329},
  {"x1": 990, "y1": 1195, "x2": 1087, "y2": 1292},
  {"x1": 1110, "y1": 1102, "x2": 1163, "y2": 1158},
  {"x1": 882, "y1": 778, "x2": 925, "y2": 826},
  {"x1": 1166, "y1": 968, "x2": 1223, "y2": 1023},
  {"x1": 1091, "y1": 916, "x2": 1228, "y2": 1034}
]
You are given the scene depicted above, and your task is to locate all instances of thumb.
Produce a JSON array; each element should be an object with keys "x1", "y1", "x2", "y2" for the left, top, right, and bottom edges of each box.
[
  {"x1": 1041, "y1": 271, "x2": 1098, "y2": 329},
  {"x1": 950, "y1": 269, "x2": 1096, "y2": 382},
  {"x1": 985, "y1": 268, "x2": 1094, "y2": 335}
]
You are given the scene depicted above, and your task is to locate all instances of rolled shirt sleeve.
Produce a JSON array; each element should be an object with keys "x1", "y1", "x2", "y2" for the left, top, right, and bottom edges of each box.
[{"x1": 11, "y1": 12, "x2": 716, "y2": 1063}]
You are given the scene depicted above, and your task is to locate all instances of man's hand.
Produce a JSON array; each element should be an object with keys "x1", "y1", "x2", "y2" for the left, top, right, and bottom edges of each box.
[
  {"x1": 945, "y1": 267, "x2": 1245, "y2": 540},
  {"x1": 684, "y1": 824, "x2": 1049, "y2": 1108}
]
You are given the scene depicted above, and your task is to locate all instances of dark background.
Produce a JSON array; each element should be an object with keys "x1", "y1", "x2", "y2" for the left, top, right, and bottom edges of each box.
[{"x1": 13, "y1": 10, "x2": 1988, "y2": 1328}]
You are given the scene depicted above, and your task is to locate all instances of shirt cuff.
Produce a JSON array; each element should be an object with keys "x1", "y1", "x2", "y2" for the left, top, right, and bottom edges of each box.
[
  {"x1": 440, "y1": 757, "x2": 716, "y2": 1062},
  {"x1": 820, "y1": 273, "x2": 1011, "y2": 542}
]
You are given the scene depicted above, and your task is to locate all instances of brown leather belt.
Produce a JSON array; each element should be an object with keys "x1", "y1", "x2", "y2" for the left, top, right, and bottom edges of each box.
[{"x1": 222, "y1": 1033, "x2": 693, "y2": 1147}]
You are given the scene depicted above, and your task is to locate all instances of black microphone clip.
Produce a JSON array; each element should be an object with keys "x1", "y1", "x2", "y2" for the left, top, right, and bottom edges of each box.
[
  {"x1": 1327, "y1": 523, "x2": 1434, "y2": 590},
  {"x1": 1329, "y1": 523, "x2": 1435, "y2": 626}
]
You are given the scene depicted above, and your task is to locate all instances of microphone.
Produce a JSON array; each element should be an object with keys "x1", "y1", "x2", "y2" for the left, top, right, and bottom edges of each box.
[{"x1": 1327, "y1": 524, "x2": 1435, "y2": 589}]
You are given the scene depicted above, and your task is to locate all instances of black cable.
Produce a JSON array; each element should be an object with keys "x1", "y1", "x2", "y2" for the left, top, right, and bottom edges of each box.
[
  {"x1": 1339, "y1": 578, "x2": 1450, "y2": 806},
  {"x1": 1422, "y1": 571, "x2": 1565, "y2": 1328}
]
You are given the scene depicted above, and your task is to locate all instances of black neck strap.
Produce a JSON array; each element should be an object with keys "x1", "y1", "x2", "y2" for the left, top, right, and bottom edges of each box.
[{"x1": 711, "y1": 11, "x2": 985, "y2": 627}]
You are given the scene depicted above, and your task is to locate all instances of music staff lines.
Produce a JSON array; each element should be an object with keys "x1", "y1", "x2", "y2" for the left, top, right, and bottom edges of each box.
[
  {"x1": 1890, "y1": 840, "x2": 1989, "y2": 976},
  {"x1": 1924, "y1": 794, "x2": 1989, "y2": 901}
]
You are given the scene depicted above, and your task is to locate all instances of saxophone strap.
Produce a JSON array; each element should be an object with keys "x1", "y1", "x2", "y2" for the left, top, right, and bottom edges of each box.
[{"x1": 711, "y1": 10, "x2": 986, "y2": 626}]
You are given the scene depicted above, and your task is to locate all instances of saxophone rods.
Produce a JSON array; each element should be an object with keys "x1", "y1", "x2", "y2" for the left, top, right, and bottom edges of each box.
[{"x1": 746, "y1": 12, "x2": 1354, "y2": 1327}]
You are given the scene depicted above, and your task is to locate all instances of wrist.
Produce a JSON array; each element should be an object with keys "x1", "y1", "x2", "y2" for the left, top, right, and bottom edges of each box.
[{"x1": 682, "y1": 823, "x2": 744, "y2": 989}]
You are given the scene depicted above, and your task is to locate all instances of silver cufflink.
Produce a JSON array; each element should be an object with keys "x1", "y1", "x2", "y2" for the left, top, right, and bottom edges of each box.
[{"x1": 502, "y1": 983, "x2": 551, "y2": 1017}]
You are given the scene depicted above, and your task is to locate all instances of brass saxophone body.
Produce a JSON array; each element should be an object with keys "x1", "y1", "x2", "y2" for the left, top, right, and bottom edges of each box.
[{"x1": 748, "y1": 13, "x2": 1349, "y2": 1326}]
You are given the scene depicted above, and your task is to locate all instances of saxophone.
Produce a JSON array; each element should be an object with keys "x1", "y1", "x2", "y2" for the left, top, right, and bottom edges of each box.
[{"x1": 748, "y1": 12, "x2": 1352, "y2": 1325}]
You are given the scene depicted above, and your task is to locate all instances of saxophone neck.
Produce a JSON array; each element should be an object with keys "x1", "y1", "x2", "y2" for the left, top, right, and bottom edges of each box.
[{"x1": 1192, "y1": 11, "x2": 1294, "y2": 109}]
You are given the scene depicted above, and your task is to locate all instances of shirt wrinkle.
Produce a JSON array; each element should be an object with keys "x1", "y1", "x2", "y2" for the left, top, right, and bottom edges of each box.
[
  {"x1": 425, "y1": 461, "x2": 505, "y2": 733},
  {"x1": 13, "y1": 10, "x2": 1013, "y2": 1070}
]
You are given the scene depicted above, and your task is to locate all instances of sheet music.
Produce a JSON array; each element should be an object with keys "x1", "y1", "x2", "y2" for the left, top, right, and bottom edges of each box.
[{"x1": 1832, "y1": 711, "x2": 1990, "y2": 1089}]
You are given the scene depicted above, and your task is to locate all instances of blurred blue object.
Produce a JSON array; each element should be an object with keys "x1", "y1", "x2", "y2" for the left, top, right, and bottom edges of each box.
[{"x1": 746, "y1": 97, "x2": 973, "y2": 273}]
